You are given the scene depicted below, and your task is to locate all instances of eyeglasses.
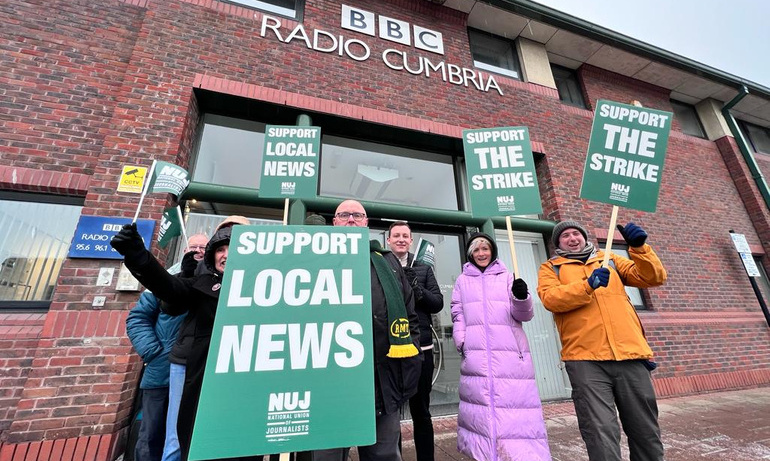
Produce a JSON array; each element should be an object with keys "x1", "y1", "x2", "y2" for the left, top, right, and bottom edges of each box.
[
  {"x1": 188, "y1": 245, "x2": 206, "y2": 251},
  {"x1": 335, "y1": 212, "x2": 366, "y2": 222}
]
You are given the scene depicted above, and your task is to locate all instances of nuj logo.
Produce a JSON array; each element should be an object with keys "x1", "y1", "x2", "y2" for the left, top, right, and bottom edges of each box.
[
  {"x1": 496, "y1": 195, "x2": 515, "y2": 204},
  {"x1": 268, "y1": 391, "x2": 311, "y2": 412},
  {"x1": 610, "y1": 183, "x2": 630, "y2": 194}
]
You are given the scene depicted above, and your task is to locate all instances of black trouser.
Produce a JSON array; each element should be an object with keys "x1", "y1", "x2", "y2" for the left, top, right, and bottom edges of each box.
[
  {"x1": 302, "y1": 411, "x2": 402, "y2": 461},
  {"x1": 408, "y1": 348, "x2": 435, "y2": 461},
  {"x1": 565, "y1": 360, "x2": 664, "y2": 461},
  {"x1": 136, "y1": 388, "x2": 169, "y2": 461}
]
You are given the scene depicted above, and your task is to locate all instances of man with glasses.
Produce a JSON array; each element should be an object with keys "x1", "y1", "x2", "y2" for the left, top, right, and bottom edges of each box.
[{"x1": 308, "y1": 200, "x2": 421, "y2": 461}]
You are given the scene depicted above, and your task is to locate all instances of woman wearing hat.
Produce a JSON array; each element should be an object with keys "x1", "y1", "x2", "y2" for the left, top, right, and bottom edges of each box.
[
  {"x1": 537, "y1": 220, "x2": 667, "y2": 461},
  {"x1": 451, "y1": 233, "x2": 551, "y2": 461}
]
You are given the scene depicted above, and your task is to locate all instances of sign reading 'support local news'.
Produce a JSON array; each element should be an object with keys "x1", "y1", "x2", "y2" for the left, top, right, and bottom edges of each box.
[
  {"x1": 463, "y1": 126, "x2": 542, "y2": 217},
  {"x1": 579, "y1": 100, "x2": 673, "y2": 212},
  {"x1": 189, "y1": 225, "x2": 375, "y2": 461},
  {"x1": 259, "y1": 125, "x2": 321, "y2": 199}
]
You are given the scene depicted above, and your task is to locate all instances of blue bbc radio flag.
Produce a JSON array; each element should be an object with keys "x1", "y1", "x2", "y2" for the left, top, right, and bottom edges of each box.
[{"x1": 68, "y1": 216, "x2": 155, "y2": 259}]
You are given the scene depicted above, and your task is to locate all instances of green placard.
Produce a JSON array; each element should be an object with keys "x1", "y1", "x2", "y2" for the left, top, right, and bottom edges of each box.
[
  {"x1": 259, "y1": 125, "x2": 321, "y2": 198},
  {"x1": 579, "y1": 100, "x2": 673, "y2": 212},
  {"x1": 462, "y1": 126, "x2": 542, "y2": 217},
  {"x1": 189, "y1": 225, "x2": 375, "y2": 460}
]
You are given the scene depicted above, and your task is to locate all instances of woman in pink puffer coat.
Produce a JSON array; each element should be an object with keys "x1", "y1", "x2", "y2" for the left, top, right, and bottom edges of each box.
[{"x1": 451, "y1": 233, "x2": 551, "y2": 461}]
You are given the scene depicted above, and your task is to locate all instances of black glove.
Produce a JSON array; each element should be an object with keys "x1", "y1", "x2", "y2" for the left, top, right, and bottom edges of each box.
[
  {"x1": 180, "y1": 250, "x2": 199, "y2": 277},
  {"x1": 403, "y1": 267, "x2": 423, "y2": 301},
  {"x1": 511, "y1": 278, "x2": 529, "y2": 300},
  {"x1": 110, "y1": 224, "x2": 147, "y2": 262},
  {"x1": 617, "y1": 222, "x2": 648, "y2": 247},
  {"x1": 587, "y1": 267, "x2": 610, "y2": 289}
]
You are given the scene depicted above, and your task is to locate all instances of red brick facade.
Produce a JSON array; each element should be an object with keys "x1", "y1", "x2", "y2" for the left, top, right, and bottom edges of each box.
[{"x1": 1, "y1": 0, "x2": 769, "y2": 460}]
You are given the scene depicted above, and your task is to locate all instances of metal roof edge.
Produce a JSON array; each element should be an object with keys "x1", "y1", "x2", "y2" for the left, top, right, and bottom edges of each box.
[{"x1": 484, "y1": 0, "x2": 770, "y2": 101}]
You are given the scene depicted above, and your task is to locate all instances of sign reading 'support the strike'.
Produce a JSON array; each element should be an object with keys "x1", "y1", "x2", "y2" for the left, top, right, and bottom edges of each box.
[
  {"x1": 189, "y1": 226, "x2": 375, "y2": 461},
  {"x1": 254, "y1": 5, "x2": 503, "y2": 95},
  {"x1": 463, "y1": 127, "x2": 542, "y2": 217},
  {"x1": 259, "y1": 125, "x2": 321, "y2": 199},
  {"x1": 579, "y1": 100, "x2": 673, "y2": 212}
]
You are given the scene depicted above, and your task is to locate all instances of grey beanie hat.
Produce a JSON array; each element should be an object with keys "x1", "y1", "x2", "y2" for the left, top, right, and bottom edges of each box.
[{"x1": 552, "y1": 220, "x2": 588, "y2": 247}]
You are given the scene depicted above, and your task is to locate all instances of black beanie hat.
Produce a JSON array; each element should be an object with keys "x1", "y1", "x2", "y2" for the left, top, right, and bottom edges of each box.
[
  {"x1": 465, "y1": 232, "x2": 498, "y2": 263},
  {"x1": 551, "y1": 220, "x2": 588, "y2": 247}
]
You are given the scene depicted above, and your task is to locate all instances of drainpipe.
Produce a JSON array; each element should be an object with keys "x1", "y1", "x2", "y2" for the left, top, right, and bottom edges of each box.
[{"x1": 721, "y1": 86, "x2": 770, "y2": 210}]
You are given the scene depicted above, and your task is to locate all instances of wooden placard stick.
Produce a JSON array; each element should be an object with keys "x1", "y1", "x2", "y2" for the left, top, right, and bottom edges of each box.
[
  {"x1": 505, "y1": 216, "x2": 520, "y2": 277},
  {"x1": 282, "y1": 198, "x2": 290, "y2": 225},
  {"x1": 601, "y1": 205, "x2": 619, "y2": 268}
]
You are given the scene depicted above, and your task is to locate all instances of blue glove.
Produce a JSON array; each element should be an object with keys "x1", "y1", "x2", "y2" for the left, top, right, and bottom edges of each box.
[
  {"x1": 587, "y1": 267, "x2": 610, "y2": 289},
  {"x1": 617, "y1": 222, "x2": 647, "y2": 247}
]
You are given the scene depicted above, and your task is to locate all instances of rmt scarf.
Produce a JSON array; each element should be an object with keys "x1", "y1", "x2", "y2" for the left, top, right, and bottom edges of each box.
[{"x1": 370, "y1": 240, "x2": 419, "y2": 358}]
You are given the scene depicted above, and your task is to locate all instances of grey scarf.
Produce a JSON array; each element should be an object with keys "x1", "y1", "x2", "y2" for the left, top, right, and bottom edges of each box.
[{"x1": 555, "y1": 242, "x2": 597, "y2": 260}]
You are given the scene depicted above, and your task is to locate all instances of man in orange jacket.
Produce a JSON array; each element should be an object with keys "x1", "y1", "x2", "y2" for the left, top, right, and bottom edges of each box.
[{"x1": 537, "y1": 220, "x2": 667, "y2": 461}]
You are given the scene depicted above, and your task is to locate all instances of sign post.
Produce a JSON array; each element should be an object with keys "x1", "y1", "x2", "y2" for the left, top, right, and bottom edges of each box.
[
  {"x1": 462, "y1": 126, "x2": 542, "y2": 275},
  {"x1": 579, "y1": 100, "x2": 672, "y2": 266},
  {"x1": 188, "y1": 226, "x2": 376, "y2": 460}
]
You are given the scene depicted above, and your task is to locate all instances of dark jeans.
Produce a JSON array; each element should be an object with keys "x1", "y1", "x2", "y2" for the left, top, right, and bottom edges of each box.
[
  {"x1": 136, "y1": 388, "x2": 169, "y2": 461},
  {"x1": 565, "y1": 360, "x2": 664, "y2": 461},
  {"x1": 408, "y1": 349, "x2": 435, "y2": 461}
]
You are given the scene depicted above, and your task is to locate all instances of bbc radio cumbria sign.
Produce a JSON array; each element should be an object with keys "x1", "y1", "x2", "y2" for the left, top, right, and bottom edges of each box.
[{"x1": 256, "y1": 4, "x2": 503, "y2": 95}]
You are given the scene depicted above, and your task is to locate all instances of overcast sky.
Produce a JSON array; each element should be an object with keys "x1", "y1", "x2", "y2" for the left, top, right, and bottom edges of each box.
[{"x1": 533, "y1": 0, "x2": 770, "y2": 88}]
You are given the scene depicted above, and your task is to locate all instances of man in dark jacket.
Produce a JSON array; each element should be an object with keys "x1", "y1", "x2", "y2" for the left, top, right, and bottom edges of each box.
[
  {"x1": 386, "y1": 221, "x2": 443, "y2": 461},
  {"x1": 307, "y1": 200, "x2": 421, "y2": 461},
  {"x1": 125, "y1": 233, "x2": 206, "y2": 461}
]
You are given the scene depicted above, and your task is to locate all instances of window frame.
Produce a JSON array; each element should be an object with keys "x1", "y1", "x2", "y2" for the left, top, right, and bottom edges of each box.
[
  {"x1": 0, "y1": 192, "x2": 84, "y2": 311},
  {"x1": 603, "y1": 243, "x2": 649, "y2": 311},
  {"x1": 550, "y1": 64, "x2": 586, "y2": 108},
  {"x1": 739, "y1": 120, "x2": 770, "y2": 155},
  {"x1": 221, "y1": 0, "x2": 304, "y2": 21},
  {"x1": 467, "y1": 28, "x2": 523, "y2": 81},
  {"x1": 670, "y1": 99, "x2": 706, "y2": 139}
]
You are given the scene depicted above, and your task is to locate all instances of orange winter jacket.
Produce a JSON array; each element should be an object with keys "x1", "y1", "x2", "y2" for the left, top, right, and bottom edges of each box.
[{"x1": 537, "y1": 244, "x2": 667, "y2": 361}]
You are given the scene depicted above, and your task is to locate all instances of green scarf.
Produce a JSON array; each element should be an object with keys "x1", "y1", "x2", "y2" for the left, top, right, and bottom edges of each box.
[{"x1": 370, "y1": 240, "x2": 419, "y2": 358}]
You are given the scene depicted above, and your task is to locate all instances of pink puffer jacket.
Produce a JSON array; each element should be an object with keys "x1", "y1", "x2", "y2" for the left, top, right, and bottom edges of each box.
[{"x1": 451, "y1": 259, "x2": 551, "y2": 461}]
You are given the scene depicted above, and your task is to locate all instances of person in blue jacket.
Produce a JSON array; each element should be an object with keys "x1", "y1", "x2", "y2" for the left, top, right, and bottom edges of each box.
[{"x1": 125, "y1": 234, "x2": 207, "y2": 461}]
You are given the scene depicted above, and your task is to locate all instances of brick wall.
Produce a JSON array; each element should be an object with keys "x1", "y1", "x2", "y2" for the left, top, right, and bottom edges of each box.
[{"x1": 0, "y1": 0, "x2": 769, "y2": 458}]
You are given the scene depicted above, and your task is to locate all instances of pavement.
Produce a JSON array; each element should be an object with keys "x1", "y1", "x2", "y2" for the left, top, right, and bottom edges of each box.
[{"x1": 392, "y1": 386, "x2": 770, "y2": 461}]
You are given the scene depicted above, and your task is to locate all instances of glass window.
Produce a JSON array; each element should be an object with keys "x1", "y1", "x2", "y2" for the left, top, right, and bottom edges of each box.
[
  {"x1": 320, "y1": 135, "x2": 459, "y2": 210},
  {"x1": 741, "y1": 121, "x2": 770, "y2": 155},
  {"x1": 192, "y1": 114, "x2": 266, "y2": 189},
  {"x1": 611, "y1": 246, "x2": 647, "y2": 310},
  {"x1": 551, "y1": 65, "x2": 586, "y2": 108},
  {"x1": 224, "y1": 0, "x2": 302, "y2": 19},
  {"x1": 468, "y1": 29, "x2": 522, "y2": 80},
  {"x1": 168, "y1": 211, "x2": 282, "y2": 266},
  {"x1": 0, "y1": 196, "x2": 82, "y2": 308},
  {"x1": 670, "y1": 100, "x2": 706, "y2": 138}
]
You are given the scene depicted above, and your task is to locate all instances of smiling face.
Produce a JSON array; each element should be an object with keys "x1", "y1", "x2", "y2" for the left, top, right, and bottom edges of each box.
[
  {"x1": 387, "y1": 225, "x2": 413, "y2": 259},
  {"x1": 214, "y1": 245, "x2": 228, "y2": 273},
  {"x1": 471, "y1": 240, "x2": 493, "y2": 268},
  {"x1": 558, "y1": 228, "x2": 587, "y2": 252}
]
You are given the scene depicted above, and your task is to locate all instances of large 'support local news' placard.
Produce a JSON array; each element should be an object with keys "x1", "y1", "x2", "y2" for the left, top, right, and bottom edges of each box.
[
  {"x1": 189, "y1": 226, "x2": 375, "y2": 460},
  {"x1": 580, "y1": 100, "x2": 673, "y2": 212},
  {"x1": 462, "y1": 126, "x2": 542, "y2": 217}
]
